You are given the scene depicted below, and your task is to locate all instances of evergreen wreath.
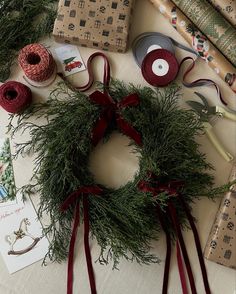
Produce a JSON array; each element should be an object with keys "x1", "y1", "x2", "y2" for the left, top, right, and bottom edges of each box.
[{"x1": 9, "y1": 80, "x2": 226, "y2": 267}]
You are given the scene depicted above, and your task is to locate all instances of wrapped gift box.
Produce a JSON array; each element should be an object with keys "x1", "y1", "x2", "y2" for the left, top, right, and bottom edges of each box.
[
  {"x1": 53, "y1": 0, "x2": 135, "y2": 53},
  {"x1": 204, "y1": 164, "x2": 236, "y2": 269}
]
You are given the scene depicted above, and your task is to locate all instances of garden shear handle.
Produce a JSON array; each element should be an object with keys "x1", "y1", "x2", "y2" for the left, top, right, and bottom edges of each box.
[
  {"x1": 215, "y1": 106, "x2": 236, "y2": 121},
  {"x1": 203, "y1": 122, "x2": 234, "y2": 162}
]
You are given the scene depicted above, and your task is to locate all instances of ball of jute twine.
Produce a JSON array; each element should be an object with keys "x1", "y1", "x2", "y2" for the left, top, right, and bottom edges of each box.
[{"x1": 0, "y1": 81, "x2": 32, "y2": 113}]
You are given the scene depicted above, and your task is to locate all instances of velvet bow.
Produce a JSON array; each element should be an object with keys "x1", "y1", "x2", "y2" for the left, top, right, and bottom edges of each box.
[
  {"x1": 89, "y1": 90, "x2": 142, "y2": 146},
  {"x1": 138, "y1": 175, "x2": 210, "y2": 294},
  {"x1": 61, "y1": 186, "x2": 103, "y2": 294}
]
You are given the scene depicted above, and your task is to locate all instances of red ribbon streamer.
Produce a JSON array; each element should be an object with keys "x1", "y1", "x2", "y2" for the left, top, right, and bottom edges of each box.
[
  {"x1": 180, "y1": 56, "x2": 227, "y2": 106},
  {"x1": 89, "y1": 90, "x2": 142, "y2": 146},
  {"x1": 58, "y1": 52, "x2": 111, "y2": 93},
  {"x1": 155, "y1": 205, "x2": 172, "y2": 294},
  {"x1": 168, "y1": 201, "x2": 197, "y2": 294},
  {"x1": 138, "y1": 176, "x2": 211, "y2": 294},
  {"x1": 176, "y1": 240, "x2": 189, "y2": 294},
  {"x1": 138, "y1": 179, "x2": 189, "y2": 294},
  {"x1": 60, "y1": 186, "x2": 103, "y2": 294},
  {"x1": 178, "y1": 195, "x2": 211, "y2": 294}
]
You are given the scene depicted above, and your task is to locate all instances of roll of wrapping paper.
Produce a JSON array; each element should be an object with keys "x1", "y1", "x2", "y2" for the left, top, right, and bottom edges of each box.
[
  {"x1": 207, "y1": 0, "x2": 236, "y2": 28},
  {"x1": 171, "y1": 0, "x2": 236, "y2": 67},
  {"x1": 149, "y1": 0, "x2": 236, "y2": 92}
]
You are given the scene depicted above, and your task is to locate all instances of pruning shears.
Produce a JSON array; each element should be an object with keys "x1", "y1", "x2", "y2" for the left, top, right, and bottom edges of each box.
[{"x1": 187, "y1": 92, "x2": 236, "y2": 162}]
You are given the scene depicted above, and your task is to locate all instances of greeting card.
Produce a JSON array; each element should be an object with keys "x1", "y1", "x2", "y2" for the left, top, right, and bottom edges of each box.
[
  {"x1": 0, "y1": 138, "x2": 17, "y2": 207},
  {"x1": 0, "y1": 194, "x2": 49, "y2": 274},
  {"x1": 54, "y1": 44, "x2": 86, "y2": 76}
]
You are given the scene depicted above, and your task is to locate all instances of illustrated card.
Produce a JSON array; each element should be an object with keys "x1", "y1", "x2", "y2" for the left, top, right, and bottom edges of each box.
[
  {"x1": 54, "y1": 44, "x2": 86, "y2": 76},
  {"x1": 0, "y1": 193, "x2": 49, "y2": 274},
  {"x1": 0, "y1": 138, "x2": 17, "y2": 208}
]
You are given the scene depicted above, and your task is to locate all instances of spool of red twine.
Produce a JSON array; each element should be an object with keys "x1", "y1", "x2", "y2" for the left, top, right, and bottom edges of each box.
[
  {"x1": 0, "y1": 81, "x2": 32, "y2": 113},
  {"x1": 18, "y1": 44, "x2": 56, "y2": 83}
]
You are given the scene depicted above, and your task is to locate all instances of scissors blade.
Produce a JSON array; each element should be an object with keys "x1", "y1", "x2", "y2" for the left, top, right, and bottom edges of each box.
[
  {"x1": 186, "y1": 100, "x2": 209, "y2": 121},
  {"x1": 194, "y1": 92, "x2": 209, "y2": 109},
  {"x1": 186, "y1": 100, "x2": 205, "y2": 114}
]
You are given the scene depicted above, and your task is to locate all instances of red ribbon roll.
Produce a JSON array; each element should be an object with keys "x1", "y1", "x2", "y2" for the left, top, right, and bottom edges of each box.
[
  {"x1": 18, "y1": 44, "x2": 55, "y2": 83},
  {"x1": 141, "y1": 49, "x2": 179, "y2": 87},
  {"x1": 0, "y1": 81, "x2": 32, "y2": 113}
]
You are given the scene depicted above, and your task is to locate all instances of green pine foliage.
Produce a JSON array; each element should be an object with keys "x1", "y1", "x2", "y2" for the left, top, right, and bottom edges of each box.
[
  {"x1": 0, "y1": 139, "x2": 16, "y2": 199},
  {"x1": 8, "y1": 81, "x2": 227, "y2": 267},
  {"x1": 0, "y1": 0, "x2": 57, "y2": 81}
]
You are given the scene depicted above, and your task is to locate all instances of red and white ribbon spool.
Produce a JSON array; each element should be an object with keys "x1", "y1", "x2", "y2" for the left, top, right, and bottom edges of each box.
[{"x1": 18, "y1": 44, "x2": 57, "y2": 87}]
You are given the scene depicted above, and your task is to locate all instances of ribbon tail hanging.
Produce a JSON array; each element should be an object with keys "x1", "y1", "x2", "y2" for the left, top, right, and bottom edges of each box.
[
  {"x1": 178, "y1": 196, "x2": 211, "y2": 294},
  {"x1": 168, "y1": 202, "x2": 197, "y2": 294},
  {"x1": 67, "y1": 203, "x2": 81, "y2": 294},
  {"x1": 116, "y1": 114, "x2": 142, "y2": 146},
  {"x1": 92, "y1": 114, "x2": 109, "y2": 146},
  {"x1": 176, "y1": 240, "x2": 189, "y2": 294},
  {"x1": 83, "y1": 196, "x2": 97, "y2": 294},
  {"x1": 61, "y1": 186, "x2": 102, "y2": 294}
]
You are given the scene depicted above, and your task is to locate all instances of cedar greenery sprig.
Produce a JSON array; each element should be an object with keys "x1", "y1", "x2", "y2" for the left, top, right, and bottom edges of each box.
[
  {"x1": 0, "y1": 0, "x2": 57, "y2": 82},
  {"x1": 8, "y1": 81, "x2": 226, "y2": 267}
]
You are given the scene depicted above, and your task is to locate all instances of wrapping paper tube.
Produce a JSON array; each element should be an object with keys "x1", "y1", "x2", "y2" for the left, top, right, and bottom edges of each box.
[
  {"x1": 207, "y1": 0, "x2": 236, "y2": 28},
  {"x1": 149, "y1": 0, "x2": 236, "y2": 92},
  {"x1": 171, "y1": 0, "x2": 236, "y2": 67},
  {"x1": 204, "y1": 163, "x2": 236, "y2": 269}
]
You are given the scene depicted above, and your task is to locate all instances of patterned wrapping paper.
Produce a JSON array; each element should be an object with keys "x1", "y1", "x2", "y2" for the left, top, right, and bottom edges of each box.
[
  {"x1": 171, "y1": 0, "x2": 236, "y2": 67},
  {"x1": 204, "y1": 164, "x2": 236, "y2": 270},
  {"x1": 149, "y1": 0, "x2": 236, "y2": 92},
  {"x1": 53, "y1": 0, "x2": 135, "y2": 53},
  {"x1": 207, "y1": 0, "x2": 236, "y2": 28}
]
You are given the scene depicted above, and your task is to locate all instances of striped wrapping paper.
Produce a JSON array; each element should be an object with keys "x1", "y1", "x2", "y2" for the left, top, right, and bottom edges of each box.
[
  {"x1": 171, "y1": 0, "x2": 236, "y2": 67},
  {"x1": 149, "y1": 0, "x2": 236, "y2": 92},
  {"x1": 207, "y1": 0, "x2": 236, "y2": 27}
]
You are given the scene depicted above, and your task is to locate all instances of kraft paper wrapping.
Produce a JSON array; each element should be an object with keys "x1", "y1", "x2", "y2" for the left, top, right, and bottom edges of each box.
[
  {"x1": 53, "y1": 0, "x2": 135, "y2": 53},
  {"x1": 208, "y1": 0, "x2": 236, "y2": 28},
  {"x1": 149, "y1": 0, "x2": 236, "y2": 92},
  {"x1": 204, "y1": 164, "x2": 236, "y2": 270},
  {"x1": 171, "y1": 0, "x2": 236, "y2": 67}
]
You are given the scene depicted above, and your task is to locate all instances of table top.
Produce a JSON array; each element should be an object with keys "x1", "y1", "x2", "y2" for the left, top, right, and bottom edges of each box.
[{"x1": 0, "y1": 1, "x2": 235, "y2": 293}]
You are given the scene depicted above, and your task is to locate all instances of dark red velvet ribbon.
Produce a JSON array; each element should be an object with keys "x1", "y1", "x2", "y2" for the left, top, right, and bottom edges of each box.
[
  {"x1": 58, "y1": 52, "x2": 111, "y2": 93},
  {"x1": 138, "y1": 176, "x2": 211, "y2": 294},
  {"x1": 180, "y1": 56, "x2": 227, "y2": 106},
  {"x1": 89, "y1": 90, "x2": 142, "y2": 146},
  {"x1": 60, "y1": 186, "x2": 103, "y2": 294},
  {"x1": 176, "y1": 240, "x2": 188, "y2": 294}
]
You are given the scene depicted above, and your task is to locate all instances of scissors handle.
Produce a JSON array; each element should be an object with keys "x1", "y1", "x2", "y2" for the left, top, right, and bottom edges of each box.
[
  {"x1": 215, "y1": 106, "x2": 236, "y2": 121},
  {"x1": 203, "y1": 122, "x2": 234, "y2": 162}
]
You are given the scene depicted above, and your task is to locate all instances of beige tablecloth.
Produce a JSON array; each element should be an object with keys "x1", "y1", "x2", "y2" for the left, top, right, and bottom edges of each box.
[{"x1": 0, "y1": 1, "x2": 235, "y2": 293}]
